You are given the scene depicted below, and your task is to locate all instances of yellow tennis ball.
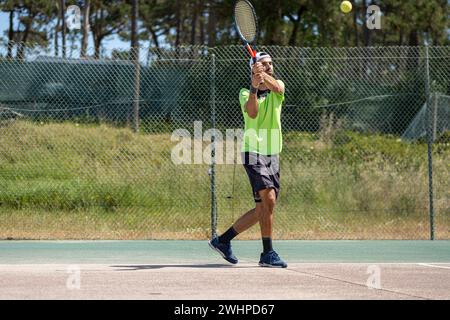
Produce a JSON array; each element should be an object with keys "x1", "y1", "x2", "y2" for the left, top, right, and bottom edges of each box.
[{"x1": 340, "y1": 1, "x2": 352, "y2": 13}]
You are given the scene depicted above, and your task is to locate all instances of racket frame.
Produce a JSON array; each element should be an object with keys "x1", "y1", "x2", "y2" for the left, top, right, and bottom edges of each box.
[{"x1": 233, "y1": 0, "x2": 259, "y2": 63}]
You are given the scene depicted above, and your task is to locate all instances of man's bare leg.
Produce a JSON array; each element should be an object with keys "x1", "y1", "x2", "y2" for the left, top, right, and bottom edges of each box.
[
  {"x1": 257, "y1": 188, "x2": 287, "y2": 267},
  {"x1": 220, "y1": 187, "x2": 274, "y2": 242},
  {"x1": 258, "y1": 188, "x2": 276, "y2": 239},
  {"x1": 232, "y1": 203, "x2": 263, "y2": 234}
]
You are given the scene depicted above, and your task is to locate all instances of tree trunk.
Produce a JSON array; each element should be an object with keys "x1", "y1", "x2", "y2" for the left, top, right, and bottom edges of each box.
[
  {"x1": 55, "y1": 3, "x2": 60, "y2": 57},
  {"x1": 131, "y1": 0, "x2": 138, "y2": 50},
  {"x1": 175, "y1": 0, "x2": 181, "y2": 47},
  {"x1": 148, "y1": 26, "x2": 159, "y2": 48},
  {"x1": 207, "y1": 1, "x2": 216, "y2": 47},
  {"x1": 318, "y1": 19, "x2": 325, "y2": 46},
  {"x1": 17, "y1": 13, "x2": 35, "y2": 60},
  {"x1": 362, "y1": 0, "x2": 372, "y2": 46},
  {"x1": 406, "y1": 31, "x2": 419, "y2": 71},
  {"x1": 7, "y1": 10, "x2": 14, "y2": 59},
  {"x1": 92, "y1": 8, "x2": 104, "y2": 59},
  {"x1": 190, "y1": 0, "x2": 198, "y2": 45},
  {"x1": 81, "y1": 0, "x2": 90, "y2": 58},
  {"x1": 94, "y1": 37, "x2": 101, "y2": 59},
  {"x1": 353, "y1": 4, "x2": 359, "y2": 46},
  {"x1": 288, "y1": 6, "x2": 305, "y2": 46},
  {"x1": 408, "y1": 30, "x2": 418, "y2": 46},
  {"x1": 199, "y1": 14, "x2": 205, "y2": 45},
  {"x1": 267, "y1": 0, "x2": 282, "y2": 45},
  {"x1": 60, "y1": 0, "x2": 66, "y2": 58},
  {"x1": 69, "y1": 32, "x2": 77, "y2": 57}
]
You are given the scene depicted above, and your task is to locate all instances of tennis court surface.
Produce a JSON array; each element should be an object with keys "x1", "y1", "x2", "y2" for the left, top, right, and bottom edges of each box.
[{"x1": 0, "y1": 240, "x2": 449, "y2": 300}]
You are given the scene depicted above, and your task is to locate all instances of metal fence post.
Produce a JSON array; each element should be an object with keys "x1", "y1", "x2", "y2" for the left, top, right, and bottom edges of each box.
[
  {"x1": 425, "y1": 45, "x2": 435, "y2": 240},
  {"x1": 133, "y1": 46, "x2": 141, "y2": 133},
  {"x1": 210, "y1": 53, "x2": 218, "y2": 239}
]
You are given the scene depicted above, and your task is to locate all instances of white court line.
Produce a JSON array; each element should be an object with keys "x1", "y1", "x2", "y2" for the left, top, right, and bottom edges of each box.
[{"x1": 417, "y1": 263, "x2": 450, "y2": 270}]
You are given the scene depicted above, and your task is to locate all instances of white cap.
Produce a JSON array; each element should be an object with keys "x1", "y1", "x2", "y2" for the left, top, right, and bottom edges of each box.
[{"x1": 249, "y1": 52, "x2": 272, "y2": 69}]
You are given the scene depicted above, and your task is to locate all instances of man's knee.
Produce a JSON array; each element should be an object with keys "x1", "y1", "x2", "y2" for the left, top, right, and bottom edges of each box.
[{"x1": 259, "y1": 188, "x2": 276, "y2": 212}]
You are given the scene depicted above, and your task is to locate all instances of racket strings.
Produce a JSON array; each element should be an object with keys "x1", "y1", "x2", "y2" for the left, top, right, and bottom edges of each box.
[{"x1": 234, "y1": 1, "x2": 257, "y2": 43}]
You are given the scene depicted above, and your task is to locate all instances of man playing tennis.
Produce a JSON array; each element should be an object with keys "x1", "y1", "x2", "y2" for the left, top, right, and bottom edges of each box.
[{"x1": 209, "y1": 52, "x2": 287, "y2": 268}]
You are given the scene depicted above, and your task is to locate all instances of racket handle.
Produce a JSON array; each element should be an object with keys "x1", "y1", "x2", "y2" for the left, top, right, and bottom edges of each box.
[{"x1": 246, "y1": 44, "x2": 256, "y2": 61}]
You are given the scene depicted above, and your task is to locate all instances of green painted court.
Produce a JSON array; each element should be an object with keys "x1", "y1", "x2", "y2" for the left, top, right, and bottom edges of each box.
[{"x1": 1, "y1": 240, "x2": 449, "y2": 299}]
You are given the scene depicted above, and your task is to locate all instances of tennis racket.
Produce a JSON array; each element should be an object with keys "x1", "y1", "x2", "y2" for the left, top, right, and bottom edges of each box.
[{"x1": 233, "y1": 0, "x2": 258, "y2": 63}]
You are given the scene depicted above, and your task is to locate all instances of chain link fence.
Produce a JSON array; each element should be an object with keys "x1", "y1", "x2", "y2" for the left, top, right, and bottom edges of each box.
[{"x1": 0, "y1": 43, "x2": 448, "y2": 239}]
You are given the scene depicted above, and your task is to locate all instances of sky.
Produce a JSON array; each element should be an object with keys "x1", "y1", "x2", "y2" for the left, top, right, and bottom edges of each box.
[
  {"x1": 1, "y1": 5, "x2": 448, "y2": 57},
  {"x1": 0, "y1": 11, "x2": 132, "y2": 58}
]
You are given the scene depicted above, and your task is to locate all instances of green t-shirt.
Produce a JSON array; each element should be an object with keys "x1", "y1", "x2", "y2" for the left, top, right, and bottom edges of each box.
[{"x1": 239, "y1": 82, "x2": 285, "y2": 155}]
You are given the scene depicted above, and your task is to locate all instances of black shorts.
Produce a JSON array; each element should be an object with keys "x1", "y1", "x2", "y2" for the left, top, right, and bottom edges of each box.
[{"x1": 242, "y1": 152, "x2": 280, "y2": 203}]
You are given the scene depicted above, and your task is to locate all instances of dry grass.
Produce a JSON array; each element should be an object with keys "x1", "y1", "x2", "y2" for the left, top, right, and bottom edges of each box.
[{"x1": 0, "y1": 120, "x2": 448, "y2": 239}]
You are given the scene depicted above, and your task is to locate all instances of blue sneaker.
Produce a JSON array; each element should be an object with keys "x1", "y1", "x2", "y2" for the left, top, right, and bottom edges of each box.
[
  {"x1": 208, "y1": 237, "x2": 238, "y2": 264},
  {"x1": 259, "y1": 251, "x2": 288, "y2": 268}
]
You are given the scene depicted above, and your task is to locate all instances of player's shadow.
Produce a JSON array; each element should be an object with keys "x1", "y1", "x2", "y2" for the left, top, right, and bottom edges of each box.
[{"x1": 111, "y1": 264, "x2": 256, "y2": 271}]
